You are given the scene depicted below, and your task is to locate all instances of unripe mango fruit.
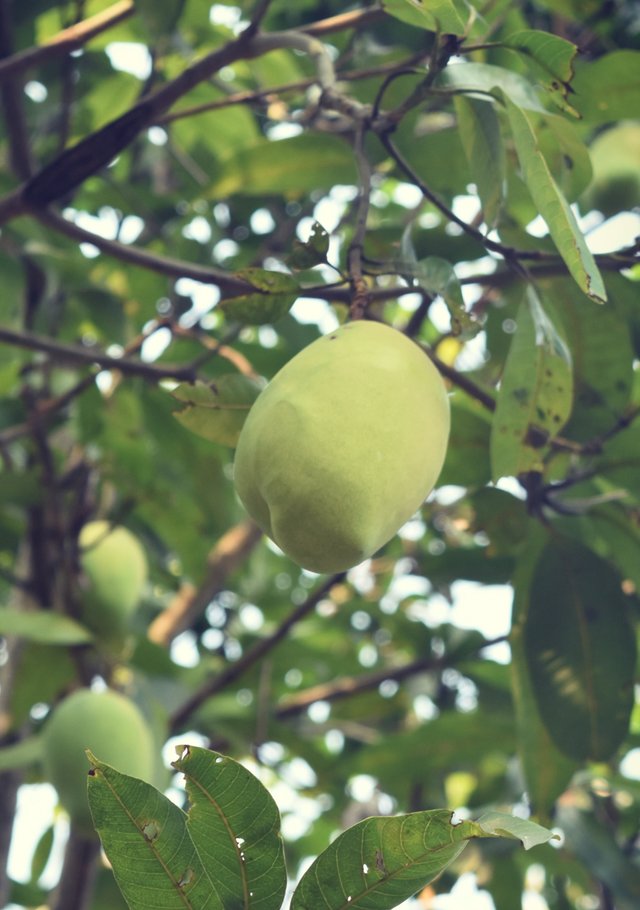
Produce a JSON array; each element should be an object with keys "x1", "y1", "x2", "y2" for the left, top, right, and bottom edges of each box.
[
  {"x1": 42, "y1": 688, "x2": 155, "y2": 832},
  {"x1": 233, "y1": 321, "x2": 450, "y2": 573},
  {"x1": 79, "y1": 521, "x2": 147, "y2": 639}
]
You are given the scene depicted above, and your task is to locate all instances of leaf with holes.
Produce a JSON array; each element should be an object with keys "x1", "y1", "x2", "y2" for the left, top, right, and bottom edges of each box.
[
  {"x1": 220, "y1": 270, "x2": 300, "y2": 326},
  {"x1": 171, "y1": 375, "x2": 264, "y2": 447},
  {"x1": 291, "y1": 809, "x2": 555, "y2": 910},
  {"x1": 173, "y1": 746, "x2": 287, "y2": 910},
  {"x1": 523, "y1": 538, "x2": 637, "y2": 762},
  {"x1": 87, "y1": 753, "x2": 222, "y2": 910},
  {"x1": 289, "y1": 222, "x2": 330, "y2": 270},
  {"x1": 500, "y1": 29, "x2": 578, "y2": 113},
  {"x1": 490, "y1": 288, "x2": 573, "y2": 481}
]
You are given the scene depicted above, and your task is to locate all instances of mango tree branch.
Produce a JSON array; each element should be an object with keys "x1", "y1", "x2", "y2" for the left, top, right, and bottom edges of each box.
[
  {"x1": 0, "y1": 0, "x2": 135, "y2": 83},
  {"x1": 0, "y1": 325, "x2": 204, "y2": 381},
  {"x1": 148, "y1": 521, "x2": 264, "y2": 647},
  {"x1": 170, "y1": 573, "x2": 347, "y2": 731}
]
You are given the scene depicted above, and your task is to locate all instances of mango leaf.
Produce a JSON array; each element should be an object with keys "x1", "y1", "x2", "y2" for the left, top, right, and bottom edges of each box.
[
  {"x1": 382, "y1": 0, "x2": 471, "y2": 35},
  {"x1": 490, "y1": 288, "x2": 573, "y2": 481},
  {"x1": 523, "y1": 538, "x2": 637, "y2": 762},
  {"x1": 572, "y1": 50, "x2": 640, "y2": 124},
  {"x1": 29, "y1": 825, "x2": 55, "y2": 886},
  {"x1": 171, "y1": 375, "x2": 263, "y2": 447},
  {"x1": 541, "y1": 277, "x2": 634, "y2": 440},
  {"x1": 454, "y1": 96, "x2": 505, "y2": 228},
  {"x1": 596, "y1": 422, "x2": 640, "y2": 501},
  {"x1": 172, "y1": 746, "x2": 287, "y2": 910},
  {"x1": 288, "y1": 222, "x2": 330, "y2": 270},
  {"x1": 559, "y1": 503, "x2": 640, "y2": 593},
  {"x1": 500, "y1": 29, "x2": 578, "y2": 113},
  {"x1": 510, "y1": 528, "x2": 578, "y2": 819},
  {"x1": 400, "y1": 227, "x2": 479, "y2": 336},
  {"x1": 501, "y1": 93, "x2": 606, "y2": 303},
  {"x1": 556, "y1": 794, "x2": 640, "y2": 910},
  {"x1": 0, "y1": 607, "x2": 93, "y2": 645},
  {"x1": 436, "y1": 62, "x2": 548, "y2": 113},
  {"x1": 220, "y1": 269, "x2": 300, "y2": 326},
  {"x1": 208, "y1": 133, "x2": 357, "y2": 197},
  {"x1": 87, "y1": 753, "x2": 223, "y2": 910},
  {"x1": 475, "y1": 811, "x2": 560, "y2": 850},
  {"x1": 291, "y1": 809, "x2": 555, "y2": 910}
]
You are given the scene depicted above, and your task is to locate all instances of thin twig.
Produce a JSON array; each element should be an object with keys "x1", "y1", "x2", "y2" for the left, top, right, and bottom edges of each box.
[
  {"x1": 148, "y1": 521, "x2": 264, "y2": 647},
  {"x1": 277, "y1": 634, "x2": 509, "y2": 718},
  {"x1": 0, "y1": 0, "x2": 134, "y2": 82},
  {"x1": 0, "y1": 326, "x2": 200, "y2": 381},
  {"x1": 170, "y1": 573, "x2": 347, "y2": 731}
]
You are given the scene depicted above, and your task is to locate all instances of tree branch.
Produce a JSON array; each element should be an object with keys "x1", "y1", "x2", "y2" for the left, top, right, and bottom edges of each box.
[
  {"x1": 0, "y1": 0, "x2": 135, "y2": 83},
  {"x1": 276, "y1": 635, "x2": 508, "y2": 718},
  {"x1": 148, "y1": 521, "x2": 263, "y2": 647},
  {"x1": 170, "y1": 572, "x2": 347, "y2": 731},
  {"x1": 0, "y1": 325, "x2": 204, "y2": 381}
]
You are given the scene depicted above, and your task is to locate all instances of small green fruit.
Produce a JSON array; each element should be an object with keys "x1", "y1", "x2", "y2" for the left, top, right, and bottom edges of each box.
[
  {"x1": 42, "y1": 688, "x2": 155, "y2": 832},
  {"x1": 233, "y1": 321, "x2": 450, "y2": 573},
  {"x1": 79, "y1": 521, "x2": 147, "y2": 639}
]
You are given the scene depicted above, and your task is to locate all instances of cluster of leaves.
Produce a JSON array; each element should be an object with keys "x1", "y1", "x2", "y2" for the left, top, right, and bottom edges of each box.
[{"x1": 0, "y1": 1, "x2": 639, "y2": 909}]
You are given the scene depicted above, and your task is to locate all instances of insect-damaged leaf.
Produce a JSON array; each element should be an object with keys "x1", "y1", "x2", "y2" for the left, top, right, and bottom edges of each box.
[
  {"x1": 173, "y1": 746, "x2": 287, "y2": 910},
  {"x1": 490, "y1": 288, "x2": 573, "y2": 481},
  {"x1": 87, "y1": 753, "x2": 222, "y2": 910},
  {"x1": 220, "y1": 269, "x2": 300, "y2": 325},
  {"x1": 291, "y1": 809, "x2": 555, "y2": 910},
  {"x1": 171, "y1": 374, "x2": 263, "y2": 447}
]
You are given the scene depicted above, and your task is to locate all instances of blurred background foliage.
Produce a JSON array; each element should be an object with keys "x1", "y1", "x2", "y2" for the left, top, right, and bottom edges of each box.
[{"x1": 1, "y1": 0, "x2": 640, "y2": 908}]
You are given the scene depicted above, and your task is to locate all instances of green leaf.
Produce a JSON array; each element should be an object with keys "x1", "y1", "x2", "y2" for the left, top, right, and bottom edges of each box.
[
  {"x1": 220, "y1": 270, "x2": 300, "y2": 326},
  {"x1": 501, "y1": 93, "x2": 606, "y2": 303},
  {"x1": 523, "y1": 538, "x2": 637, "y2": 762},
  {"x1": 172, "y1": 745, "x2": 287, "y2": 910},
  {"x1": 475, "y1": 811, "x2": 559, "y2": 850},
  {"x1": 29, "y1": 825, "x2": 55, "y2": 885},
  {"x1": 291, "y1": 809, "x2": 555, "y2": 910},
  {"x1": 454, "y1": 96, "x2": 505, "y2": 228},
  {"x1": 209, "y1": 133, "x2": 357, "y2": 197},
  {"x1": 596, "y1": 423, "x2": 640, "y2": 501},
  {"x1": 399, "y1": 228, "x2": 478, "y2": 336},
  {"x1": 171, "y1": 375, "x2": 264, "y2": 447},
  {"x1": 436, "y1": 62, "x2": 548, "y2": 113},
  {"x1": 541, "y1": 277, "x2": 634, "y2": 440},
  {"x1": 87, "y1": 753, "x2": 223, "y2": 910},
  {"x1": 500, "y1": 29, "x2": 578, "y2": 113},
  {"x1": 0, "y1": 608, "x2": 93, "y2": 645},
  {"x1": 490, "y1": 289, "x2": 573, "y2": 480},
  {"x1": 382, "y1": 0, "x2": 471, "y2": 35},
  {"x1": 288, "y1": 222, "x2": 330, "y2": 270},
  {"x1": 572, "y1": 50, "x2": 640, "y2": 124},
  {"x1": 510, "y1": 528, "x2": 578, "y2": 819}
]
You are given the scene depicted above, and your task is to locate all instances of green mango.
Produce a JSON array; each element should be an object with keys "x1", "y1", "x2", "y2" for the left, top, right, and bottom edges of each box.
[
  {"x1": 42, "y1": 688, "x2": 155, "y2": 833},
  {"x1": 233, "y1": 320, "x2": 450, "y2": 573},
  {"x1": 79, "y1": 521, "x2": 147, "y2": 641}
]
